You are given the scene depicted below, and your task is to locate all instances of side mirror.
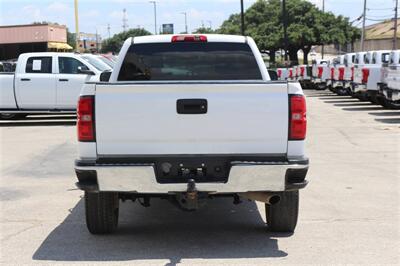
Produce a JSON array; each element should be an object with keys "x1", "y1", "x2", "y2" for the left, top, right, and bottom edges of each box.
[
  {"x1": 77, "y1": 66, "x2": 95, "y2": 75},
  {"x1": 268, "y1": 69, "x2": 278, "y2": 81},
  {"x1": 100, "y1": 70, "x2": 112, "y2": 82}
]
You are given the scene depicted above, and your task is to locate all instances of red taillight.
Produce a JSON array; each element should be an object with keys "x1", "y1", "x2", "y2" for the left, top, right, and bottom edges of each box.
[
  {"x1": 338, "y1": 67, "x2": 345, "y2": 80},
  {"x1": 362, "y1": 68, "x2": 370, "y2": 84},
  {"x1": 300, "y1": 66, "x2": 305, "y2": 77},
  {"x1": 318, "y1": 66, "x2": 323, "y2": 78},
  {"x1": 77, "y1": 96, "x2": 95, "y2": 142},
  {"x1": 351, "y1": 66, "x2": 354, "y2": 80},
  {"x1": 171, "y1": 35, "x2": 207, "y2": 42},
  {"x1": 289, "y1": 69, "x2": 293, "y2": 78},
  {"x1": 289, "y1": 95, "x2": 307, "y2": 140},
  {"x1": 330, "y1": 67, "x2": 334, "y2": 79},
  {"x1": 277, "y1": 69, "x2": 282, "y2": 78}
]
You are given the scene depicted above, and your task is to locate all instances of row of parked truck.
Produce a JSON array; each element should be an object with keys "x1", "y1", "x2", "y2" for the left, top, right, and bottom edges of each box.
[{"x1": 277, "y1": 50, "x2": 400, "y2": 109}]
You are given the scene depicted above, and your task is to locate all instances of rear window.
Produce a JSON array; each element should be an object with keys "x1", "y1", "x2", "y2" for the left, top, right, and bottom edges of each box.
[
  {"x1": 382, "y1": 53, "x2": 390, "y2": 63},
  {"x1": 118, "y1": 42, "x2": 262, "y2": 81},
  {"x1": 364, "y1": 54, "x2": 369, "y2": 64}
]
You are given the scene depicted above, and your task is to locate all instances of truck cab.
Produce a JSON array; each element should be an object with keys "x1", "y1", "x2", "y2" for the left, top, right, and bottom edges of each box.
[{"x1": 0, "y1": 52, "x2": 102, "y2": 119}]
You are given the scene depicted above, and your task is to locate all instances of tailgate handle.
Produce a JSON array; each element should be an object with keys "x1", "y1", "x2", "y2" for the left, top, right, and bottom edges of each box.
[{"x1": 177, "y1": 99, "x2": 207, "y2": 114}]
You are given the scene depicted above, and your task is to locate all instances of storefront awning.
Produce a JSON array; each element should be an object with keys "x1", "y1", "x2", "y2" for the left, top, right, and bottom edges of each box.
[{"x1": 48, "y1": 42, "x2": 73, "y2": 50}]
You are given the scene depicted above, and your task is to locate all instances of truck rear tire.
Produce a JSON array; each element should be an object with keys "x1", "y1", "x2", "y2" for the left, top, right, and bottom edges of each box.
[
  {"x1": 85, "y1": 191, "x2": 119, "y2": 234},
  {"x1": 265, "y1": 191, "x2": 299, "y2": 233}
]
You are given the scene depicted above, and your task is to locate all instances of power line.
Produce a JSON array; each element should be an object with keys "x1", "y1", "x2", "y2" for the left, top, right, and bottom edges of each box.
[{"x1": 366, "y1": 17, "x2": 392, "y2": 21}]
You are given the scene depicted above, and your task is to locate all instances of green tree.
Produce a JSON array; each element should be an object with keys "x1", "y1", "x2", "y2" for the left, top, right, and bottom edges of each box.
[
  {"x1": 218, "y1": 14, "x2": 241, "y2": 34},
  {"x1": 101, "y1": 28, "x2": 152, "y2": 53},
  {"x1": 218, "y1": 0, "x2": 360, "y2": 65},
  {"x1": 192, "y1": 27, "x2": 217, "y2": 34},
  {"x1": 66, "y1": 29, "x2": 76, "y2": 49}
]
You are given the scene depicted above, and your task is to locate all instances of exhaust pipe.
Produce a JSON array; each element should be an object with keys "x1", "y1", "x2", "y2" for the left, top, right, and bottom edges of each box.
[{"x1": 239, "y1": 192, "x2": 281, "y2": 205}]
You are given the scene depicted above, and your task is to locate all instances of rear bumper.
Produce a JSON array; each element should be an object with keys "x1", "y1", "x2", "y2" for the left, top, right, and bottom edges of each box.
[
  {"x1": 75, "y1": 157, "x2": 309, "y2": 193},
  {"x1": 353, "y1": 83, "x2": 367, "y2": 93},
  {"x1": 382, "y1": 87, "x2": 400, "y2": 101},
  {"x1": 333, "y1": 81, "x2": 345, "y2": 88}
]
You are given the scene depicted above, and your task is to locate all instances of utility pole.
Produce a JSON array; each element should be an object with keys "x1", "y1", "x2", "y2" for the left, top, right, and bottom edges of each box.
[
  {"x1": 282, "y1": 0, "x2": 288, "y2": 62},
  {"x1": 107, "y1": 23, "x2": 111, "y2": 39},
  {"x1": 122, "y1": 8, "x2": 128, "y2": 32},
  {"x1": 74, "y1": 0, "x2": 79, "y2": 52},
  {"x1": 394, "y1": 0, "x2": 398, "y2": 49},
  {"x1": 361, "y1": 0, "x2": 367, "y2": 51},
  {"x1": 240, "y1": 0, "x2": 245, "y2": 35},
  {"x1": 321, "y1": 0, "x2": 325, "y2": 59},
  {"x1": 181, "y1": 12, "x2": 188, "y2": 33},
  {"x1": 149, "y1": 1, "x2": 157, "y2": 35},
  {"x1": 95, "y1": 28, "x2": 98, "y2": 53}
]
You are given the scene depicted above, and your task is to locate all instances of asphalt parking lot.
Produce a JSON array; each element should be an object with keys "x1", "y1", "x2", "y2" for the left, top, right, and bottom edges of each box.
[{"x1": 0, "y1": 90, "x2": 399, "y2": 265}]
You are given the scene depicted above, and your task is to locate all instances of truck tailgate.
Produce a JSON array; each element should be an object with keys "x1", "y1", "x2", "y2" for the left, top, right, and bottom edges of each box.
[{"x1": 95, "y1": 82, "x2": 289, "y2": 155}]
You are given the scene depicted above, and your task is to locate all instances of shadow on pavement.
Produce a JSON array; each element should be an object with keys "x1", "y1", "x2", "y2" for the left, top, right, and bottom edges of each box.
[
  {"x1": 368, "y1": 111, "x2": 400, "y2": 116},
  {"x1": 341, "y1": 107, "x2": 384, "y2": 111},
  {"x1": 33, "y1": 198, "x2": 288, "y2": 264},
  {"x1": 0, "y1": 115, "x2": 76, "y2": 127},
  {"x1": 324, "y1": 100, "x2": 360, "y2": 104},
  {"x1": 374, "y1": 118, "x2": 400, "y2": 124},
  {"x1": 334, "y1": 103, "x2": 375, "y2": 107},
  {"x1": 0, "y1": 121, "x2": 76, "y2": 127},
  {"x1": 317, "y1": 96, "x2": 352, "y2": 100}
]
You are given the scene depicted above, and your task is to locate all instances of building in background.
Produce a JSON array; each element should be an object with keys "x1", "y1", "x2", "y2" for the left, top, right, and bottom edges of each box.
[
  {"x1": 353, "y1": 19, "x2": 400, "y2": 51},
  {"x1": 0, "y1": 23, "x2": 72, "y2": 60},
  {"x1": 77, "y1": 32, "x2": 102, "y2": 53},
  {"x1": 313, "y1": 19, "x2": 400, "y2": 58}
]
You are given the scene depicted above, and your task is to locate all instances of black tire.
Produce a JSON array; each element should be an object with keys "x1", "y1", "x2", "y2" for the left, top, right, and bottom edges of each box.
[
  {"x1": 0, "y1": 113, "x2": 27, "y2": 120},
  {"x1": 265, "y1": 191, "x2": 299, "y2": 233},
  {"x1": 382, "y1": 99, "x2": 400, "y2": 109},
  {"x1": 336, "y1": 87, "x2": 348, "y2": 96},
  {"x1": 85, "y1": 191, "x2": 119, "y2": 234}
]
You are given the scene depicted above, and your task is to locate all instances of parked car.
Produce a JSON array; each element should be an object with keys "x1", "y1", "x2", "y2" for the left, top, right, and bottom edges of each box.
[
  {"x1": 381, "y1": 50, "x2": 400, "y2": 109},
  {"x1": 311, "y1": 59, "x2": 330, "y2": 90},
  {"x1": 297, "y1": 64, "x2": 312, "y2": 89},
  {"x1": 352, "y1": 50, "x2": 390, "y2": 104},
  {"x1": 97, "y1": 55, "x2": 115, "y2": 68},
  {"x1": 74, "y1": 34, "x2": 309, "y2": 235},
  {"x1": 343, "y1": 53, "x2": 356, "y2": 93},
  {"x1": 0, "y1": 60, "x2": 16, "y2": 72},
  {"x1": 0, "y1": 52, "x2": 102, "y2": 119},
  {"x1": 277, "y1": 67, "x2": 289, "y2": 81},
  {"x1": 80, "y1": 54, "x2": 112, "y2": 72},
  {"x1": 352, "y1": 51, "x2": 370, "y2": 100},
  {"x1": 331, "y1": 55, "x2": 347, "y2": 95}
]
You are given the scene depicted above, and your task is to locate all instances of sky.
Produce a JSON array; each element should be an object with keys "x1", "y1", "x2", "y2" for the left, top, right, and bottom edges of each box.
[{"x1": 0, "y1": 0, "x2": 396, "y2": 40}]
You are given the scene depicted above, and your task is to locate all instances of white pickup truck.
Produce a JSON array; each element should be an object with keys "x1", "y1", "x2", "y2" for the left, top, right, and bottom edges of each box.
[
  {"x1": 0, "y1": 52, "x2": 103, "y2": 119},
  {"x1": 311, "y1": 59, "x2": 330, "y2": 90},
  {"x1": 352, "y1": 50, "x2": 390, "y2": 104},
  {"x1": 381, "y1": 50, "x2": 400, "y2": 109},
  {"x1": 343, "y1": 53, "x2": 356, "y2": 93},
  {"x1": 352, "y1": 52, "x2": 370, "y2": 100},
  {"x1": 74, "y1": 34, "x2": 309, "y2": 234}
]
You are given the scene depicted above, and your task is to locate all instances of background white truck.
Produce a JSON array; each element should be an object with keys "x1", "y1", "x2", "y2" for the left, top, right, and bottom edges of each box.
[
  {"x1": 74, "y1": 34, "x2": 309, "y2": 235},
  {"x1": 352, "y1": 50, "x2": 390, "y2": 104},
  {"x1": 0, "y1": 52, "x2": 102, "y2": 119},
  {"x1": 381, "y1": 50, "x2": 400, "y2": 109}
]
